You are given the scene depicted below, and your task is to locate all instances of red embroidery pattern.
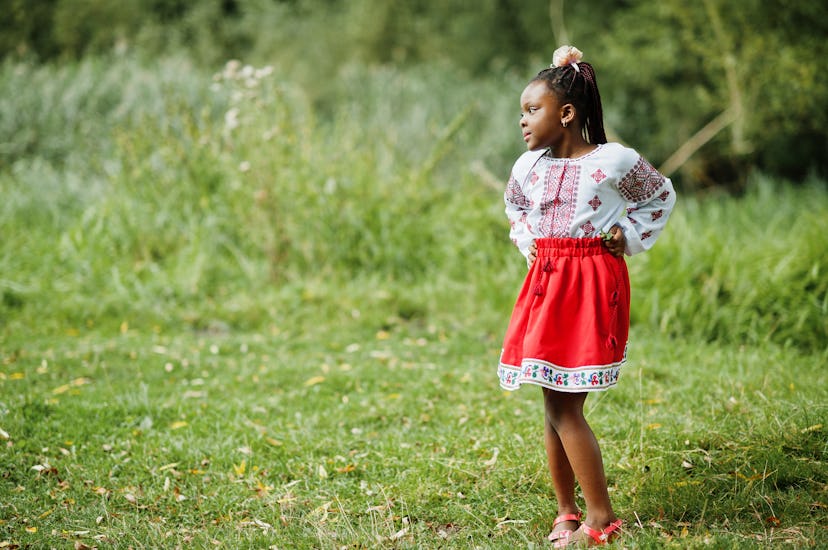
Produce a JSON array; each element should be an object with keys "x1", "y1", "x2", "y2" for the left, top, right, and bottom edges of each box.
[
  {"x1": 641, "y1": 230, "x2": 653, "y2": 240},
  {"x1": 591, "y1": 169, "x2": 607, "y2": 184},
  {"x1": 658, "y1": 189, "x2": 671, "y2": 201},
  {"x1": 651, "y1": 209, "x2": 663, "y2": 222},
  {"x1": 618, "y1": 157, "x2": 665, "y2": 203},
  {"x1": 537, "y1": 162, "x2": 581, "y2": 238},
  {"x1": 530, "y1": 172, "x2": 539, "y2": 185},
  {"x1": 505, "y1": 175, "x2": 531, "y2": 208},
  {"x1": 580, "y1": 221, "x2": 596, "y2": 236},
  {"x1": 588, "y1": 195, "x2": 602, "y2": 211}
]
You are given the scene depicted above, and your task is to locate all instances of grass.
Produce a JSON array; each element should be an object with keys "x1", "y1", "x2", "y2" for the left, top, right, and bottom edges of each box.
[
  {"x1": 1, "y1": 324, "x2": 825, "y2": 548},
  {"x1": 1, "y1": 54, "x2": 827, "y2": 547}
]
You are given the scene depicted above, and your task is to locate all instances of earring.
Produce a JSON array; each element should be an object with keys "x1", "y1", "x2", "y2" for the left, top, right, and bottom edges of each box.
[{"x1": 562, "y1": 120, "x2": 568, "y2": 128}]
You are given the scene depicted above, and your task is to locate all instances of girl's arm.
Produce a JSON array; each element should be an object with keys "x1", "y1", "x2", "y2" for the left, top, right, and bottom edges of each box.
[{"x1": 614, "y1": 156, "x2": 677, "y2": 255}]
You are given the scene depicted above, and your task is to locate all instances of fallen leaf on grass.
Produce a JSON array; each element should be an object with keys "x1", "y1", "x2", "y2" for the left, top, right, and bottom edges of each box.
[
  {"x1": 238, "y1": 518, "x2": 272, "y2": 533},
  {"x1": 255, "y1": 480, "x2": 273, "y2": 497},
  {"x1": 388, "y1": 527, "x2": 408, "y2": 541},
  {"x1": 0, "y1": 428, "x2": 9, "y2": 440},
  {"x1": 435, "y1": 523, "x2": 460, "y2": 539},
  {"x1": 233, "y1": 460, "x2": 246, "y2": 476},
  {"x1": 31, "y1": 463, "x2": 58, "y2": 476},
  {"x1": 52, "y1": 378, "x2": 92, "y2": 395},
  {"x1": 169, "y1": 421, "x2": 188, "y2": 430},
  {"x1": 483, "y1": 448, "x2": 499, "y2": 467},
  {"x1": 366, "y1": 502, "x2": 393, "y2": 513},
  {"x1": 304, "y1": 376, "x2": 325, "y2": 387}
]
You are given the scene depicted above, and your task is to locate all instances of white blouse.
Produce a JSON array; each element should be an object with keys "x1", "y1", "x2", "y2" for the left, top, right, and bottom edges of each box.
[{"x1": 505, "y1": 142, "x2": 676, "y2": 258}]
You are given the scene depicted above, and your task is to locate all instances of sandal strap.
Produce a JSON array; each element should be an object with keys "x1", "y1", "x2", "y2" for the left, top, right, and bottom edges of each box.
[
  {"x1": 581, "y1": 519, "x2": 623, "y2": 544},
  {"x1": 551, "y1": 511, "x2": 583, "y2": 527}
]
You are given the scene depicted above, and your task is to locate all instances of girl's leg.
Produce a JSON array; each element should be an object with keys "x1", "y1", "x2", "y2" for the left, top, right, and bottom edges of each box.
[
  {"x1": 543, "y1": 391, "x2": 580, "y2": 536},
  {"x1": 543, "y1": 388, "x2": 617, "y2": 538}
]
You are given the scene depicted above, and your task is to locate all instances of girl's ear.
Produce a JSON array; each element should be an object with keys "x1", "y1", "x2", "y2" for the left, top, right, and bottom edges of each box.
[{"x1": 560, "y1": 103, "x2": 577, "y2": 126}]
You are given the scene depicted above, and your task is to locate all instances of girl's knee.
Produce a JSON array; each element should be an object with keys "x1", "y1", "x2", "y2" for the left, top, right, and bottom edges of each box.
[{"x1": 543, "y1": 389, "x2": 588, "y2": 429}]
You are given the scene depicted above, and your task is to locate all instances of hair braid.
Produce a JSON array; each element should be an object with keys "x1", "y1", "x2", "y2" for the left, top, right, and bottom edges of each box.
[{"x1": 532, "y1": 62, "x2": 607, "y2": 144}]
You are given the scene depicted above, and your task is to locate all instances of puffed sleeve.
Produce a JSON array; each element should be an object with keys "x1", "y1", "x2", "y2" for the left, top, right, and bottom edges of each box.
[
  {"x1": 614, "y1": 155, "x2": 677, "y2": 256},
  {"x1": 504, "y1": 150, "x2": 545, "y2": 260},
  {"x1": 504, "y1": 173, "x2": 535, "y2": 259}
]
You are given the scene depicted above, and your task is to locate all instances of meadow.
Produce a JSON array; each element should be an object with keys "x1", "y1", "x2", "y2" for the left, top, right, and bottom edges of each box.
[{"x1": 1, "y1": 55, "x2": 826, "y2": 548}]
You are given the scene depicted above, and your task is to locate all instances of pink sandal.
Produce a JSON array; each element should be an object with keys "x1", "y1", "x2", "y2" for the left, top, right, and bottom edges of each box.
[
  {"x1": 580, "y1": 519, "x2": 623, "y2": 546},
  {"x1": 547, "y1": 511, "x2": 582, "y2": 543}
]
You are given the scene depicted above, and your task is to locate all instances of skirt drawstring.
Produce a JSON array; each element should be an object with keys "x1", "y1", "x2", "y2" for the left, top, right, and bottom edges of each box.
[{"x1": 534, "y1": 259, "x2": 556, "y2": 296}]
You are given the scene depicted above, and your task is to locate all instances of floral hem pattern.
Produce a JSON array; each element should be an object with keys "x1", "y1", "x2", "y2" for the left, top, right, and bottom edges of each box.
[{"x1": 498, "y1": 353, "x2": 625, "y2": 393}]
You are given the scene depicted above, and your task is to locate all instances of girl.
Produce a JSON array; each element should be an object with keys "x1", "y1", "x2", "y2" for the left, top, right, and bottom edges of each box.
[{"x1": 497, "y1": 46, "x2": 676, "y2": 547}]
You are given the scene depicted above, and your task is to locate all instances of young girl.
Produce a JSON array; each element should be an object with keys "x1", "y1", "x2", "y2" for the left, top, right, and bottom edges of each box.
[{"x1": 497, "y1": 46, "x2": 676, "y2": 547}]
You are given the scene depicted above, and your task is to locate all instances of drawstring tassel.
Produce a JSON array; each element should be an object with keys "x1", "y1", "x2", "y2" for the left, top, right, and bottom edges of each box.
[
  {"x1": 543, "y1": 259, "x2": 554, "y2": 273},
  {"x1": 534, "y1": 283, "x2": 544, "y2": 296}
]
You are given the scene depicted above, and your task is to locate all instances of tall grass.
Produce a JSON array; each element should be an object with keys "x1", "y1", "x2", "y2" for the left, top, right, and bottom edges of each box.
[
  {"x1": 0, "y1": 54, "x2": 826, "y2": 549},
  {"x1": 1, "y1": 54, "x2": 826, "y2": 354}
]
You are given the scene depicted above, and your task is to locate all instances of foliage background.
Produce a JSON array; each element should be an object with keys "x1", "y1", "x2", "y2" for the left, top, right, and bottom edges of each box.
[
  {"x1": 3, "y1": 0, "x2": 828, "y2": 187},
  {"x1": 1, "y1": 1, "x2": 827, "y2": 547}
]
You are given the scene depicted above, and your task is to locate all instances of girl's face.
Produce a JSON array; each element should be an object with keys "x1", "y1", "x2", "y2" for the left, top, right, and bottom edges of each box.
[{"x1": 519, "y1": 81, "x2": 565, "y2": 151}]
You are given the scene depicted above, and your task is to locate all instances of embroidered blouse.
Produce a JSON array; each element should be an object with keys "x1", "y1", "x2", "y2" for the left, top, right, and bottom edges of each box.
[{"x1": 504, "y1": 142, "x2": 676, "y2": 258}]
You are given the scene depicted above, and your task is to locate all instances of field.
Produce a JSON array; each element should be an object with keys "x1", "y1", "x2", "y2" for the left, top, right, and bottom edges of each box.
[{"x1": 1, "y1": 55, "x2": 826, "y2": 548}]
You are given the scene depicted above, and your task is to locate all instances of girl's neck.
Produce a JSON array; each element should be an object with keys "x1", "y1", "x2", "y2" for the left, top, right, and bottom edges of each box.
[
  {"x1": 549, "y1": 139, "x2": 598, "y2": 160},
  {"x1": 549, "y1": 141, "x2": 598, "y2": 159}
]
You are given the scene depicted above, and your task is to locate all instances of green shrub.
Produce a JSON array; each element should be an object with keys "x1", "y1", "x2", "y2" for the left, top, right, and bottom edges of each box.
[{"x1": 1, "y1": 55, "x2": 826, "y2": 352}]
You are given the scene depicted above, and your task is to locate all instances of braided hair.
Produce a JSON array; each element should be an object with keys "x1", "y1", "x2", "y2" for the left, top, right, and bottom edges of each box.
[{"x1": 532, "y1": 61, "x2": 607, "y2": 145}]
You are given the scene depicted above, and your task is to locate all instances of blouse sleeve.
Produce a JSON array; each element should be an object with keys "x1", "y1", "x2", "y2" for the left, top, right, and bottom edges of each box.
[
  {"x1": 504, "y1": 173, "x2": 535, "y2": 260},
  {"x1": 614, "y1": 155, "x2": 677, "y2": 256}
]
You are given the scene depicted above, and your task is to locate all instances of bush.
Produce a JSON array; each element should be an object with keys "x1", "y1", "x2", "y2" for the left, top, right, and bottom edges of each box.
[{"x1": 1, "y1": 55, "x2": 825, "y2": 352}]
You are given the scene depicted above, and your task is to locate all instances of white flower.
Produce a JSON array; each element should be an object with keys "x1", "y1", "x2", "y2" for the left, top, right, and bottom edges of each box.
[
  {"x1": 552, "y1": 45, "x2": 584, "y2": 70},
  {"x1": 223, "y1": 59, "x2": 241, "y2": 79},
  {"x1": 224, "y1": 108, "x2": 240, "y2": 130},
  {"x1": 255, "y1": 66, "x2": 274, "y2": 79}
]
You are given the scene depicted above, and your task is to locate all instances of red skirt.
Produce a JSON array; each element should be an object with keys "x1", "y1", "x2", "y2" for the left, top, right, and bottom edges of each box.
[{"x1": 498, "y1": 238, "x2": 630, "y2": 392}]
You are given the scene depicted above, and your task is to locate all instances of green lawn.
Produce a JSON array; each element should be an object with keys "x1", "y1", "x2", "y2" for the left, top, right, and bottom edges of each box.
[{"x1": 2, "y1": 320, "x2": 825, "y2": 548}]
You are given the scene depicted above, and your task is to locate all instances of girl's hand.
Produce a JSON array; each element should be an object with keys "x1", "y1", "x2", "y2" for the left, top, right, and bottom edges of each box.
[
  {"x1": 528, "y1": 241, "x2": 538, "y2": 268},
  {"x1": 602, "y1": 226, "x2": 626, "y2": 257}
]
